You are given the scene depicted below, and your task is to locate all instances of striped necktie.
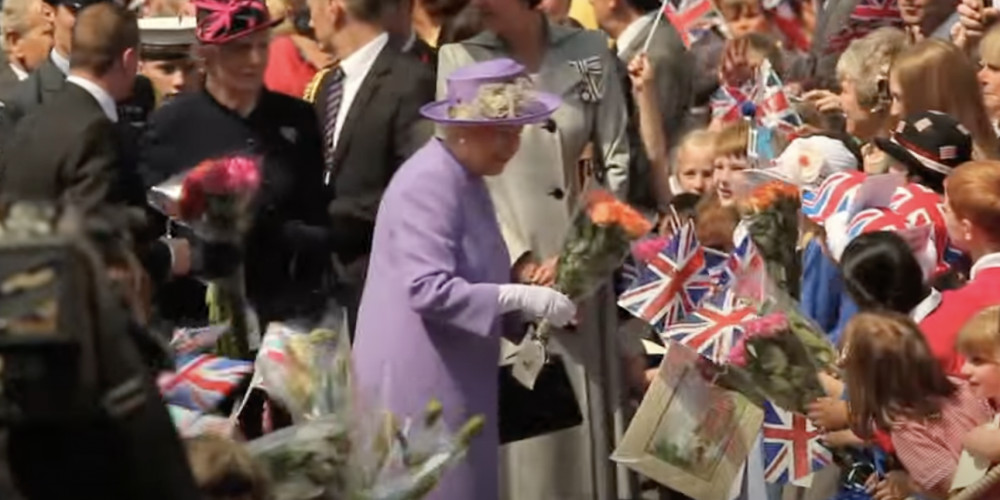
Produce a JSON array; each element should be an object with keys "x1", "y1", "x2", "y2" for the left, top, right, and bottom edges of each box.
[{"x1": 323, "y1": 66, "x2": 346, "y2": 185}]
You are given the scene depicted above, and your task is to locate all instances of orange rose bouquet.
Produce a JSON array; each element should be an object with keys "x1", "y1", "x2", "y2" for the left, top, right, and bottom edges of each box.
[{"x1": 554, "y1": 189, "x2": 653, "y2": 299}]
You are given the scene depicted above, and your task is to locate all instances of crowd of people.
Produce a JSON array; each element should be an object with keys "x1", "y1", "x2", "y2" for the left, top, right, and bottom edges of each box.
[{"x1": 5, "y1": 0, "x2": 1000, "y2": 497}]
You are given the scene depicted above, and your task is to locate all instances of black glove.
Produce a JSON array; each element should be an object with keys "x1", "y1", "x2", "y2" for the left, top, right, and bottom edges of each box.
[{"x1": 190, "y1": 237, "x2": 242, "y2": 279}]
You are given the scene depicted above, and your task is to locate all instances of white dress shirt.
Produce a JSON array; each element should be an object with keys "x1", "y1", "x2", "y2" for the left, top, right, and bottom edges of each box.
[
  {"x1": 66, "y1": 75, "x2": 118, "y2": 122},
  {"x1": 332, "y1": 32, "x2": 389, "y2": 149},
  {"x1": 616, "y1": 13, "x2": 654, "y2": 58},
  {"x1": 9, "y1": 63, "x2": 27, "y2": 81},
  {"x1": 51, "y1": 48, "x2": 70, "y2": 75}
]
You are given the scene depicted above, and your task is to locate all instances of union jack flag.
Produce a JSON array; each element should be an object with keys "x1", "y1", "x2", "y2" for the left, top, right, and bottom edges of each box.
[
  {"x1": 710, "y1": 85, "x2": 749, "y2": 123},
  {"x1": 890, "y1": 183, "x2": 950, "y2": 271},
  {"x1": 754, "y1": 60, "x2": 802, "y2": 134},
  {"x1": 846, "y1": 207, "x2": 908, "y2": 241},
  {"x1": 661, "y1": 289, "x2": 757, "y2": 363},
  {"x1": 159, "y1": 354, "x2": 253, "y2": 412},
  {"x1": 715, "y1": 227, "x2": 765, "y2": 297},
  {"x1": 619, "y1": 221, "x2": 714, "y2": 332},
  {"x1": 763, "y1": 402, "x2": 833, "y2": 484},
  {"x1": 661, "y1": 0, "x2": 722, "y2": 48},
  {"x1": 801, "y1": 171, "x2": 866, "y2": 223}
]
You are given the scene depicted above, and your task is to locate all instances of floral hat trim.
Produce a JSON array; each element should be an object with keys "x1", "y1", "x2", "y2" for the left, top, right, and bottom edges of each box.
[{"x1": 447, "y1": 77, "x2": 540, "y2": 121}]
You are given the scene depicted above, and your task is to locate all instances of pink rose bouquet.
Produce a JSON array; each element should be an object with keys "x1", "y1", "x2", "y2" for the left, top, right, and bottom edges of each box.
[{"x1": 180, "y1": 155, "x2": 262, "y2": 359}]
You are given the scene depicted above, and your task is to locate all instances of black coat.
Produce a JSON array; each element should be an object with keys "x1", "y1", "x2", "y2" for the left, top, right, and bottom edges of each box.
[
  {"x1": 140, "y1": 88, "x2": 331, "y2": 325},
  {"x1": 310, "y1": 43, "x2": 434, "y2": 321}
]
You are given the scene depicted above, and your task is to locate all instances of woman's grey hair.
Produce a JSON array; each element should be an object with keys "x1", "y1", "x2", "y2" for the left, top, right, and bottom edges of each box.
[
  {"x1": 836, "y1": 27, "x2": 907, "y2": 110},
  {"x1": 1, "y1": 0, "x2": 45, "y2": 50}
]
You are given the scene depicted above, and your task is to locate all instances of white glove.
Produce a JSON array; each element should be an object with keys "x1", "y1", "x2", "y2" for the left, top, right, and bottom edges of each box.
[{"x1": 497, "y1": 284, "x2": 577, "y2": 327}]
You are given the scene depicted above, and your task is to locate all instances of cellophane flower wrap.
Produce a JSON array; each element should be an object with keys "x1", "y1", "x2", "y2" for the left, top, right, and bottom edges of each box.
[
  {"x1": 738, "y1": 180, "x2": 802, "y2": 300},
  {"x1": 179, "y1": 155, "x2": 262, "y2": 359},
  {"x1": 726, "y1": 280, "x2": 838, "y2": 414},
  {"x1": 247, "y1": 307, "x2": 484, "y2": 500}
]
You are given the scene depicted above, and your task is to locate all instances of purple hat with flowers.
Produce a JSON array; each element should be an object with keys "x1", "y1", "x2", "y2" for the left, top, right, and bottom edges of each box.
[
  {"x1": 193, "y1": 0, "x2": 281, "y2": 45},
  {"x1": 421, "y1": 58, "x2": 561, "y2": 125}
]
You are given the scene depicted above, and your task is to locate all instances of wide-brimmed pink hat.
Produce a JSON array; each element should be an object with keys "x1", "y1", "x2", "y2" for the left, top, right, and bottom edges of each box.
[
  {"x1": 193, "y1": 0, "x2": 281, "y2": 45},
  {"x1": 421, "y1": 58, "x2": 561, "y2": 126}
]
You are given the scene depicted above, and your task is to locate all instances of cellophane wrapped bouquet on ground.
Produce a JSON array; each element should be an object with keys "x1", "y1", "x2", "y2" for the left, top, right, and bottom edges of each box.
[{"x1": 246, "y1": 308, "x2": 484, "y2": 500}]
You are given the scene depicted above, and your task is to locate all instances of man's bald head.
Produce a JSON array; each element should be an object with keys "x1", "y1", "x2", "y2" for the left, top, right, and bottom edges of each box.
[{"x1": 70, "y1": 2, "x2": 138, "y2": 76}]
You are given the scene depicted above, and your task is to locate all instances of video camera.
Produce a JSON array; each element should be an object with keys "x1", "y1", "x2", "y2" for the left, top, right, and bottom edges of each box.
[{"x1": 0, "y1": 201, "x2": 201, "y2": 499}]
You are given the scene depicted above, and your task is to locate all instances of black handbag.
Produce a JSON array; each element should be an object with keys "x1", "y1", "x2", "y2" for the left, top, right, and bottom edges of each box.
[{"x1": 498, "y1": 355, "x2": 583, "y2": 444}]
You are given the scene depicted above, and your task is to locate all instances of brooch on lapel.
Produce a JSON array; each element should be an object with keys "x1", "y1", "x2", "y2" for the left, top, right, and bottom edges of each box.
[
  {"x1": 280, "y1": 126, "x2": 298, "y2": 144},
  {"x1": 568, "y1": 56, "x2": 603, "y2": 104}
]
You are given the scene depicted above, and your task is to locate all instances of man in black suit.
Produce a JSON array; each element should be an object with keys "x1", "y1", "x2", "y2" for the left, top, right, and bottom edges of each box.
[
  {"x1": 1, "y1": 2, "x2": 140, "y2": 211},
  {"x1": 0, "y1": 0, "x2": 54, "y2": 95},
  {"x1": 305, "y1": 0, "x2": 434, "y2": 330},
  {"x1": 0, "y1": 0, "x2": 154, "y2": 149}
]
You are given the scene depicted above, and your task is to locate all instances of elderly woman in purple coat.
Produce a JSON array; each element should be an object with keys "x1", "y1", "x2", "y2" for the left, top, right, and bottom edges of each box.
[{"x1": 351, "y1": 58, "x2": 577, "y2": 500}]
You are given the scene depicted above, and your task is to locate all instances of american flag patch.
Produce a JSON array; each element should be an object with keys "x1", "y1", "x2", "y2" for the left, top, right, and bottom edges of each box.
[{"x1": 940, "y1": 145, "x2": 957, "y2": 160}]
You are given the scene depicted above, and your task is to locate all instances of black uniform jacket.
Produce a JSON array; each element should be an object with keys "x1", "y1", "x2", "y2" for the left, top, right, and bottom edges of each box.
[{"x1": 140, "y1": 88, "x2": 330, "y2": 324}]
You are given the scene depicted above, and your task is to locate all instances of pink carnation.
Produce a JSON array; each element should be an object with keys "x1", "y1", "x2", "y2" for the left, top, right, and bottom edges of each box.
[
  {"x1": 728, "y1": 338, "x2": 749, "y2": 366},
  {"x1": 632, "y1": 237, "x2": 669, "y2": 263},
  {"x1": 743, "y1": 313, "x2": 789, "y2": 339}
]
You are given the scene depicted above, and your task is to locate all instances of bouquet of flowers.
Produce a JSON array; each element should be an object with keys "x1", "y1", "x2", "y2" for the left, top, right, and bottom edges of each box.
[
  {"x1": 724, "y1": 285, "x2": 838, "y2": 414},
  {"x1": 514, "y1": 188, "x2": 652, "y2": 388},
  {"x1": 247, "y1": 310, "x2": 484, "y2": 499},
  {"x1": 552, "y1": 189, "x2": 653, "y2": 299},
  {"x1": 178, "y1": 155, "x2": 262, "y2": 359},
  {"x1": 738, "y1": 180, "x2": 802, "y2": 299}
]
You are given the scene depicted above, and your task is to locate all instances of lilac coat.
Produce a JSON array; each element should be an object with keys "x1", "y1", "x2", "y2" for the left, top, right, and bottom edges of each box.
[{"x1": 352, "y1": 139, "x2": 510, "y2": 500}]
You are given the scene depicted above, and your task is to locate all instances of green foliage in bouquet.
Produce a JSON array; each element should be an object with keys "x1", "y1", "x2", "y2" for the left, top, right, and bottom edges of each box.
[
  {"x1": 554, "y1": 189, "x2": 653, "y2": 299},
  {"x1": 727, "y1": 310, "x2": 836, "y2": 414},
  {"x1": 742, "y1": 181, "x2": 802, "y2": 300}
]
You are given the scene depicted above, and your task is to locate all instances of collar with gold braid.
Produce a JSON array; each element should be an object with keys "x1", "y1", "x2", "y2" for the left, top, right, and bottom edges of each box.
[{"x1": 303, "y1": 66, "x2": 332, "y2": 103}]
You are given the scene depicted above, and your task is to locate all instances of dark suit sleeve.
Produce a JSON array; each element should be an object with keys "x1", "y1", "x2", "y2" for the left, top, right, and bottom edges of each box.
[
  {"x1": 325, "y1": 63, "x2": 434, "y2": 257},
  {"x1": 61, "y1": 119, "x2": 118, "y2": 211},
  {"x1": 394, "y1": 65, "x2": 435, "y2": 165}
]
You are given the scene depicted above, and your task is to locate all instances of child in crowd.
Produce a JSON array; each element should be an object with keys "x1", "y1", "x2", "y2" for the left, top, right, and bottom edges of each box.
[
  {"x1": 958, "y1": 305, "x2": 1000, "y2": 463},
  {"x1": 841, "y1": 312, "x2": 991, "y2": 499},
  {"x1": 185, "y1": 435, "x2": 270, "y2": 500},
  {"x1": 922, "y1": 160, "x2": 1000, "y2": 371},
  {"x1": 668, "y1": 130, "x2": 716, "y2": 197}
]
